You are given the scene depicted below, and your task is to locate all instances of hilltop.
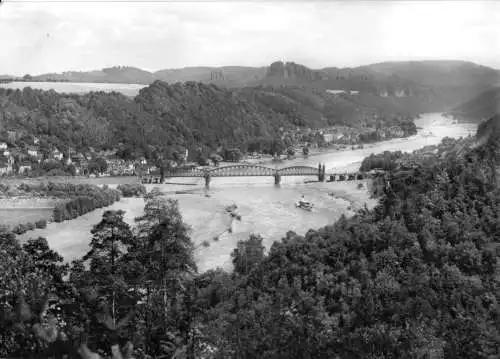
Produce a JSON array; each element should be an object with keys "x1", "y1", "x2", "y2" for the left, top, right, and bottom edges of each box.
[{"x1": 31, "y1": 66, "x2": 157, "y2": 85}]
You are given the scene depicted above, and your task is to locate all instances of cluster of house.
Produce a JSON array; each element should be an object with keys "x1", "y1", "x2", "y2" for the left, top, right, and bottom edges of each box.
[
  {"x1": 314, "y1": 125, "x2": 406, "y2": 145},
  {"x1": 0, "y1": 139, "x2": 155, "y2": 177},
  {"x1": 0, "y1": 140, "x2": 45, "y2": 176}
]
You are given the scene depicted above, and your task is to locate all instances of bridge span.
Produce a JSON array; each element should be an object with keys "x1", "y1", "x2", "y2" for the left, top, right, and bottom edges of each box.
[{"x1": 141, "y1": 163, "x2": 379, "y2": 187}]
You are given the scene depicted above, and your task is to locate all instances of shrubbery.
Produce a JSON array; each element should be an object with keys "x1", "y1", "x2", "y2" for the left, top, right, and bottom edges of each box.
[
  {"x1": 52, "y1": 186, "x2": 121, "y2": 223},
  {"x1": 8, "y1": 221, "x2": 42, "y2": 235},
  {"x1": 0, "y1": 183, "x2": 10, "y2": 194},
  {"x1": 35, "y1": 219, "x2": 47, "y2": 229},
  {"x1": 12, "y1": 223, "x2": 28, "y2": 235},
  {"x1": 117, "y1": 183, "x2": 147, "y2": 197},
  {"x1": 359, "y1": 150, "x2": 405, "y2": 172}
]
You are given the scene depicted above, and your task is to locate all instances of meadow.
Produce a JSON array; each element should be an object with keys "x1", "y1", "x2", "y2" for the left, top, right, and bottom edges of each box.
[{"x1": 0, "y1": 81, "x2": 145, "y2": 97}]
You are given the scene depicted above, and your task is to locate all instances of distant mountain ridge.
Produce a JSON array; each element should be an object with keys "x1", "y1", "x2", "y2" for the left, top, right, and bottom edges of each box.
[{"x1": 13, "y1": 60, "x2": 500, "y2": 113}]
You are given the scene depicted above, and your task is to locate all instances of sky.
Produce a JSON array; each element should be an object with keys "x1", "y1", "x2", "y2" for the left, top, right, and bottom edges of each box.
[{"x1": 1, "y1": 0, "x2": 499, "y2": 76}]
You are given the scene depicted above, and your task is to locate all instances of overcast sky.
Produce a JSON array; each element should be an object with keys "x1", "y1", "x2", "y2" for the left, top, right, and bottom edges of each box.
[{"x1": 1, "y1": 0, "x2": 499, "y2": 75}]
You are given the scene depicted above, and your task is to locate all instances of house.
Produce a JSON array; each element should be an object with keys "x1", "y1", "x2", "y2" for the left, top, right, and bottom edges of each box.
[
  {"x1": 326, "y1": 89, "x2": 346, "y2": 95},
  {"x1": 2, "y1": 149, "x2": 10, "y2": 157},
  {"x1": 27, "y1": 146, "x2": 38, "y2": 157},
  {"x1": 138, "y1": 156, "x2": 147, "y2": 165},
  {"x1": 388, "y1": 126, "x2": 404, "y2": 137},
  {"x1": 18, "y1": 162, "x2": 32, "y2": 175},
  {"x1": 322, "y1": 133, "x2": 334, "y2": 143},
  {"x1": 71, "y1": 153, "x2": 86, "y2": 164},
  {"x1": 33, "y1": 137, "x2": 40, "y2": 145},
  {"x1": 7, "y1": 131, "x2": 17, "y2": 142},
  {"x1": 376, "y1": 129, "x2": 387, "y2": 140},
  {"x1": 0, "y1": 142, "x2": 7, "y2": 150},
  {"x1": 105, "y1": 157, "x2": 135, "y2": 175},
  {"x1": 52, "y1": 148, "x2": 63, "y2": 161},
  {"x1": 0, "y1": 157, "x2": 13, "y2": 176}
]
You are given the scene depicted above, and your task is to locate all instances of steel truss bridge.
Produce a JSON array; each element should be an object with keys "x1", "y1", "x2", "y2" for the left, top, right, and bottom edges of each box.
[{"x1": 141, "y1": 164, "x2": 376, "y2": 184}]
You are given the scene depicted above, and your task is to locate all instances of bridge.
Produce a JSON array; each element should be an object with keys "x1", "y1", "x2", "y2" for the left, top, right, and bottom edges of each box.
[{"x1": 141, "y1": 163, "x2": 380, "y2": 187}]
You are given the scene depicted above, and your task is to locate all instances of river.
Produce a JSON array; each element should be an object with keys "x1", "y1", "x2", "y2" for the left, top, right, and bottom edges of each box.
[{"x1": 19, "y1": 113, "x2": 477, "y2": 272}]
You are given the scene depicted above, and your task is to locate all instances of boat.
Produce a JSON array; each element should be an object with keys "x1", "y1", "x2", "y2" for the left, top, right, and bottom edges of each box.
[
  {"x1": 421, "y1": 130, "x2": 434, "y2": 137},
  {"x1": 296, "y1": 196, "x2": 314, "y2": 211}
]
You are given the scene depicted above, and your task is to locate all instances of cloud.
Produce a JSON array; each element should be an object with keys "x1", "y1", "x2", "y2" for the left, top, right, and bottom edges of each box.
[{"x1": 0, "y1": 0, "x2": 498, "y2": 75}]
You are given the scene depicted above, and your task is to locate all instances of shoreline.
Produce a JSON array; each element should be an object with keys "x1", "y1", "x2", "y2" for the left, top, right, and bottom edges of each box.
[{"x1": 242, "y1": 134, "x2": 415, "y2": 166}]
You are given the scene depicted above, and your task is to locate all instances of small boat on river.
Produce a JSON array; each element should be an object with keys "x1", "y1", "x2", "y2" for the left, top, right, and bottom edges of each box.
[{"x1": 296, "y1": 196, "x2": 314, "y2": 211}]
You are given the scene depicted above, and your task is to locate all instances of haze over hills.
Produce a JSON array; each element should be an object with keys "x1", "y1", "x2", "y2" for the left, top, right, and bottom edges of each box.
[{"x1": 15, "y1": 60, "x2": 500, "y2": 115}]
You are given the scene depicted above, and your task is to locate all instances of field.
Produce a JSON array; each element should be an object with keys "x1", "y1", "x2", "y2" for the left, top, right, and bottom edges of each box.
[
  {"x1": 0, "y1": 197, "x2": 60, "y2": 226},
  {"x1": 0, "y1": 81, "x2": 145, "y2": 97},
  {"x1": 0, "y1": 208, "x2": 53, "y2": 226},
  {"x1": 1, "y1": 176, "x2": 139, "y2": 187}
]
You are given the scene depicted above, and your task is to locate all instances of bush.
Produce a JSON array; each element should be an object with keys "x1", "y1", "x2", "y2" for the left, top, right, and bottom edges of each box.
[
  {"x1": 12, "y1": 224, "x2": 28, "y2": 235},
  {"x1": 52, "y1": 186, "x2": 121, "y2": 223},
  {"x1": 0, "y1": 183, "x2": 9, "y2": 193},
  {"x1": 117, "y1": 183, "x2": 147, "y2": 197},
  {"x1": 35, "y1": 219, "x2": 47, "y2": 229}
]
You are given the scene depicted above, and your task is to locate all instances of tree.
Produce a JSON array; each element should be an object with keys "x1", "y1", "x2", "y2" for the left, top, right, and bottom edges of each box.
[
  {"x1": 89, "y1": 157, "x2": 108, "y2": 174},
  {"x1": 270, "y1": 139, "x2": 286, "y2": 156},
  {"x1": 81, "y1": 209, "x2": 135, "y2": 348},
  {"x1": 221, "y1": 148, "x2": 243, "y2": 162},
  {"x1": 231, "y1": 233, "x2": 265, "y2": 275},
  {"x1": 132, "y1": 195, "x2": 197, "y2": 352},
  {"x1": 196, "y1": 154, "x2": 209, "y2": 166},
  {"x1": 22, "y1": 237, "x2": 68, "y2": 285}
]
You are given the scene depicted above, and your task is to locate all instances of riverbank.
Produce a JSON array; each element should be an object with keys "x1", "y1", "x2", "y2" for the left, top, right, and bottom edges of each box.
[{"x1": 241, "y1": 138, "x2": 407, "y2": 167}]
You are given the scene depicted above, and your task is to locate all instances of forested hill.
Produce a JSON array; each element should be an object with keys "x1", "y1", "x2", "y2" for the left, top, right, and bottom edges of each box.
[
  {"x1": 0, "y1": 81, "x2": 416, "y2": 159},
  {"x1": 449, "y1": 86, "x2": 500, "y2": 122},
  {"x1": 0, "y1": 82, "x2": 287, "y2": 157}
]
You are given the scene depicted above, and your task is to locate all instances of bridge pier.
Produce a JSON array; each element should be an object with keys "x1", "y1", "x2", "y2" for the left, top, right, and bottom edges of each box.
[
  {"x1": 318, "y1": 163, "x2": 326, "y2": 182},
  {"x1": 274, "y1": 173, "x2": 281, "y2": 185},
  {"x1": 204, "y1": 173, "x2": 211, "y2": 188}
]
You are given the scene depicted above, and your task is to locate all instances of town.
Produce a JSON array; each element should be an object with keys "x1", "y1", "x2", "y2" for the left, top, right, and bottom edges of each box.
[{"x1": 0, "y1": 122, "x2": 412, "y2": 178}]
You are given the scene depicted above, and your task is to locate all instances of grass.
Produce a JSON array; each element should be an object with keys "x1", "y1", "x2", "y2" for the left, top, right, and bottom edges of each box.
[{"x1": 0, "y1": 208, "x2": 53, "y2": 226}]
